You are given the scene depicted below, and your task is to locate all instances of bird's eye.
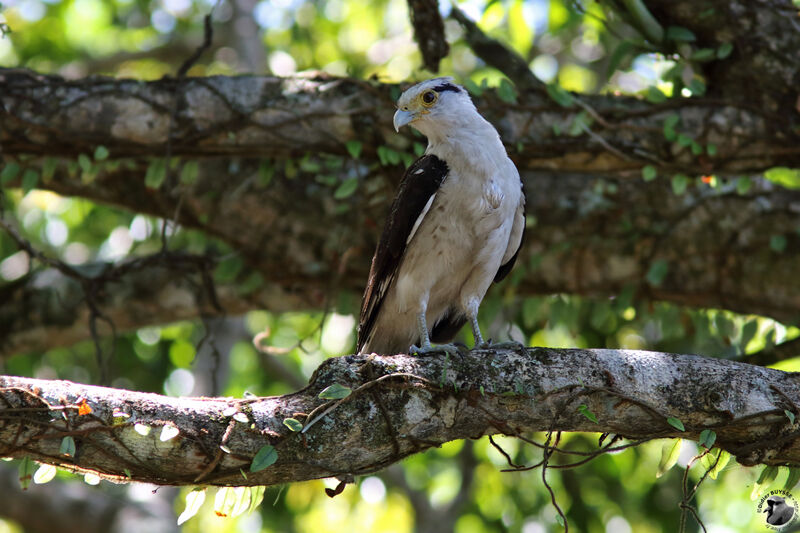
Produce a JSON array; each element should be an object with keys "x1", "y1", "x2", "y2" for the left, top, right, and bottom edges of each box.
[{"x1": 421, "y1": 90, "x2": 437, "y2": 106}]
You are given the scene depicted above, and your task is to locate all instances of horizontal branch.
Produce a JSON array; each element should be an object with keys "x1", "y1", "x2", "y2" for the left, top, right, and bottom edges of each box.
[
  {"x1": 1, "y1": 68, "x2": 799, "y2": 175},
  {"x1": 1, "y1": 347, "x2": 799, "y2": 488}
]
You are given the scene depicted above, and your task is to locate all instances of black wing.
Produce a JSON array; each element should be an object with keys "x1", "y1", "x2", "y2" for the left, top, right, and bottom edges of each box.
[{"x1": 357, "y1": 155, "x2": 449, "y2": 352}]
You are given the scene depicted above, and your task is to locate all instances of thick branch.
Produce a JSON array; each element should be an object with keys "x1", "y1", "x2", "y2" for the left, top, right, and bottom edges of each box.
[{"x1": 1, "y1": 348, "x2": 799, "y2": 488}]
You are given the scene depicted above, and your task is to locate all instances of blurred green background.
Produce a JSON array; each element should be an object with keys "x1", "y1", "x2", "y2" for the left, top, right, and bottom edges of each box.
[{"x1": 0, "y1": 0, "x2": 797, "y2": 531}]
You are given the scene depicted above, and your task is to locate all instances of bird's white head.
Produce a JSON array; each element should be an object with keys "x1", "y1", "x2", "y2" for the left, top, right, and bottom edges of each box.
[{"x1": 393, "y1": 77, "x2": 480, "y2": 140}]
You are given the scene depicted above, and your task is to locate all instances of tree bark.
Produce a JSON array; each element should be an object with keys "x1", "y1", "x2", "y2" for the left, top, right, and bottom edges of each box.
[{"x1": 1, "y1": 347, "x2": 799, "y2": 488}]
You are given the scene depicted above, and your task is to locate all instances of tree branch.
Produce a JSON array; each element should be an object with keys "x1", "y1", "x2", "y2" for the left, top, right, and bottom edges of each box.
[
  {"x1": 406, "y1": 0, "x2": 449, "y2": 73},
  {"x1": 1, "y1": 347, "x2": 799, "y2": 488}
]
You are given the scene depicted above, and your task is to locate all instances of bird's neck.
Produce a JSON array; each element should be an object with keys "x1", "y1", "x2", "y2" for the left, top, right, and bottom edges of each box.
[{"x1": 424, "y1": 117, "x2": 507, "y2": 174}]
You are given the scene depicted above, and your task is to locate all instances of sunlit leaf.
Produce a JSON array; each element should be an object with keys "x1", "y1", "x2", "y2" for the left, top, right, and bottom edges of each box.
[
  {"x1": 764, "y1": 167, "x2": 800, "y2": 189},
  {"x1": 177, "y1": 488, "x2": 206, "y2": 525},
  {"x1": 84, "y1": 472, "x2": 100, "y2": 485},
  {"x1": 657, "y1": 439, "x2": 682, "y2": 477},
  {"x1": 231, "y1": 486, "x2": 250, "y2": 517},
  {"x1": 577, "y1": 404, "x2": 598, "y2": 423},
  {"x1": 283, "y1": 418, "x2": 303, "y2": 432},
  {"x1": 250, "y1": 445, "x2": 278, "y2": 472},
  {"x1": 707, "y1": 449, "x2": 730, "y2": 479},
  {"x1": 318, "y1": 383, "x2": 352, "y2": 400},
  {"x1": 752, "y1": 465, "x2": 779, "y2": 499},
  {"x1": 247, "y1": 486, "x2": 266, "y2": 514},
  {"x1": 33, "y1": 463, "x2": 57, "y2": 484},
  {"x1": 134, "y1": 423, "x2": 151, "y2": 436},
  {"x1": 345, "y1": 140, "x2": 362, "y2": 159},
  {"x1": 233, "y1": 412, "x2": 249, "y2": 423},
  {"x1": 786, "y1": 410, "x2": 796, "y2": 424},
  {"x1": 214, "y1": 486, "x2": 237, "y2": 517},
  {"x1": 160, "y1": 425, "x2": 179, "y2": 441},
  {"x1": 784, "y1": 467, "x2": 800, "y2": 490},
  {"x1": 333, "y1": 178, "x2": 358, "y2": 199}
]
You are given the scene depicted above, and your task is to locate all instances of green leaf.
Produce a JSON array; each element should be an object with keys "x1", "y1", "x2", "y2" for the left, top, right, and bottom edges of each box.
[
  {"x1": 462, "y1": 78, "x2": 483, "y2": 96},
  {"x1": 177, "y1": 488, "x2": 206, "y2": 525},
  {"x1": 180, "y1": 161, "x2": 199, "y2": 185},
  {"x1": 642, "y1": 165, "x2": 657, "y2": 182},
  {"x1": 144, "y1": 159, "x2": 167, "y2": 189},
  {"x1": 666, "y1": 26, "x2": 696, "y2": 42},
  {"x1": 545, "y1": 83, "x2": 574, "y2": 107},
  {"x1": 646, "y1": 260, "x2": 669, "y2": 286},
  {"x1": 645, "y1": 86, "x2": 667, "y2": 103},
  {"x1": 213, "y1": 256, "x2": 243, "y2": 283},
  {"x1": 333, "y1": 178, "x2": 359, "y2": 199},
  {"x1": 577, "y1": 404, "x2": 598, "y2": 423},
  {"x1": 764, "y1": 167, "x2": 800, "y2": 189},
  {"x1": 784, "y1": 467, "x2": 800, "y2": 490},
  {"x1": 497, "y1": 78, "x2": 517, "y2": 104},
  {"x1": 786, "y1": 410, "x2": 796, "y2": 424},
  {"x1": 690, "y1": 141, "x2": 703, "y2": 156},
  {"x1": 247, "y1": 486, "x2": 266, "y2": 514},
  {"x1": 667, "y1": 417, "x2": 685, "y2": 431},
  {"x1": 736, "y1": 176, "x2": 752, "y2": 195},
  {"x1": 676, "y1": 133, "x2": 693, "y2": 147},
  {"x1": 94, "y1": 145, "x2": 109, "y2": 161},
  {"x1": 671, "y1": 173, "x2": 689, "y2": 195},
  {"x1": 18, "y1": 457, "x2": 34, "y2": 490},
  {"x1": 59, "y1": 436, "x2": 76, "y2": 457},
  {"x1": 283, "y1": 418, "x2": 303, "y2": 432},
  {"x1": 690, "y1": 48, "x2": 715, "y2": 62},
  {"x1": 33, "y1": 463, "x2": 57, "y2": 485},
  {"x1": 707, "y1": 449, "x2": 730, "y2": 480},
  {"x1": 250, "y1": 444, "x2": 278, "y2": 472},
  {"x1": 78, "y1": 153, "x2": 92, "y2": 172},
  {"x1": 716, "y1": 42, "x2": 733, "y2": 59},
  {"x1": 770, "y1": 234, "x2": 787, "y2": 253},
  {"x1": 21, "y1": 169, "x2": 39, "y2": 193},
  {"x1": 606, "y1": 41, "x2": 634, "y2": 77},
  {"x1": 42, "y1": 158, "x2": 58, "y2": 181},
  {"x1": 318, "y1": 383, "x2": 352, "y2": 400},
  {"x1": 160, "y1": 425, "x2": 179, "y2": 442},
  {"x1": 345, "y1": 140, "x2": 362, "y2": 159},
  {"x1": 0, "y1": 162, "x2": 20, "y2": 185},
  {"x1": 752, "y1": 465, "x2": 779, "y2": 499},
  {"x1": 230, "y1": 486, "x2": 251, "y2": 518},
  {"x1": 706, "y1": 143, "x2": 717, "y2": 156},
  {"x1": 698, "y1": 429, "x2": 716, "y2": 449},
  {"x1": 688, "y1": 78, "x2": 706, "y2": 96},
  {"x1": 662, "y1": 114, "x2": 680, "y2": 141},
  {"x1": 657, "y1": 439, "x2": 682, "y2": 478}
]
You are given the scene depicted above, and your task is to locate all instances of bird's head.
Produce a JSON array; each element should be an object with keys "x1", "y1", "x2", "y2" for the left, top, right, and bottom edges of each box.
[{"x1": 393, "y1": 77, "x2": 476, "y2": 138}]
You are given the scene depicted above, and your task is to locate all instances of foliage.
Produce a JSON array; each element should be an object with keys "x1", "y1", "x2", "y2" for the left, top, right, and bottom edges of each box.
[{"x1": 0, "y1": 0, "x2": 798, "y2": 532}]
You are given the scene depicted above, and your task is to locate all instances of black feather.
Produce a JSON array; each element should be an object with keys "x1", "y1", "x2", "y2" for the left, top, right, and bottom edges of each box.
[{"x1": 357, "y1": 155, "x2": 449, "y2": 352}]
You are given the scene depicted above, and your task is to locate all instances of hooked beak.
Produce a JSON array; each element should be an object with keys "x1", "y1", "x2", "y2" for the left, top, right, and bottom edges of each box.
[{"x1": 393, "y1": 109, "x2": 415, "y2": 132}]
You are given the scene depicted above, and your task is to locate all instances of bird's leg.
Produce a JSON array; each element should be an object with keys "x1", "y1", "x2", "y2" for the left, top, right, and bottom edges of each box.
[
  {"x1": 469, "y1": 314, "x2": 526, "y2": 352},
  {"x1": 409, "y1": 312, "x2": 459, "y2": 356}
]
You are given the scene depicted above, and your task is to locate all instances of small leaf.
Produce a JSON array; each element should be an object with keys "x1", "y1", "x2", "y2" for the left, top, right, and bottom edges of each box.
[
  {"x1": 706, "y1": 143, "x2": 717, "y2": 156},
  {"x1": 214, "y1": 486, "x2": 237, "y2": 517},
  {"x1": 59, "y1": 436, "x2": 76, "y2": 457},
  {"x1": 0, "y1": 162, "x2": 20, "y2": 185},
  {"x1": 78, "y1": 153, "x2": 92, "y2": 172},
  {"x1": 646, "y1": 260, "x2": 669, "y2": 286},
  {"x1": 667, "y1": 417, "x2": 685, "y2": 431},
  {"x1": 545, "y1": 83, "x2": 574, "y2": 107},
  {"x1": 134, "y1": 423, "x2": 151, "y2": 436},
  {"x1": 666, "y1": 26, "x2": 696, "y2": 42},
  {"x1": 222, "y1": 406, "x2": 238, "y2": 417},
  {"x1": 257, "y1": 160, "x2": 274, "y2": 187},
  {"x1": 247, "y1": 486, "x2": 266, "y2": 514},
  {"x1": 283, "y1": 418, "x2": 303, "y2": 432},
  {"x1": 318, "y1": 383, "x2": 352, "y2": 400},
  {"x1": 690, "y1": 48, "x2": 715, "y2": 62},
  {"x1": 736, "y1": 176, "x2": 752, "y2": 195},
  {"x1": 345, "y1": 140, "x2": 362, "y2": 159},
  {"x1": 645, "y1": 86, "x2": 667, "y2": 103},
  {"x1": 764, "y1": 167, "x2": 800, "y2": 189},
  {"x1": 144, "y1": 159, "x2": 167, "y2": 189},
  {"x1": 642, "y1": 165, "x2": 657, "y2": 182},
  {"x1": 33, "y1": 463, "x2": 57, "y2": 484},
  {"x1": 94, "y1": 145, "x2": 109, "y2": 161},
  {"x1": 180, "y1": 161, "x2": 199, "y2": 185},
  {"x1": 333, "y1": 178, "x2": 359, "y2": 199},
  {"x1": 42, "y1": 157, "x2": 58, "y2": 181},
  {"x1": 707, "y1": 449, "x2": 730, "y2": 480},
  {"x1": 21, "y1": 169, "x2": 39, "y2": 193},
  {"x1": 250, "y1": 445, "x2": 278, "y2": 472},
  {"x1": 784, "y1": 467, "x2": 800, "y2": 491},
  {"x1": 698, "y1": 429, "x2": 716, "y2": 449},
  {"x1": 233, "y1": 412, "x2": 249, "y2": 423},
  {"x1": 676, "y1": 133, "x2": 693, "y2": 147},
  {"x1": 577, "y1": 404, "x2": 598, "y2": 423},
  {"x1": 752, "y1": 465, "x2": 779, "y2": 499},
  {"x1": 497, "y1": 78, "x2": 517, "y2": 104},
  {"x1": 160, "y1": 425, "x2": 179, "y2": 442},
  {"x1": 84, "y1": 472, "x2": 100, "y2": 485},
  {"x1": 18, "y1": 457, "x2": 34, "y2": 490},
  {"x1": 671, "y1": 173, "x2": 689, "y2": 195},
  {"x1": 786, "y1": 409, "x2": 796, "y2": 424},
  {"x1": 656, "y1": 439, "x2": 682, "y2": 477},
  {"x1": 231, "y1": 486, "x2": 251, "y2": 518},
  {"x1": 770, "y1": 234, "x2": 787, "y2": 253},
  {"x1": 716, "y1": 42, "x2": 733, "y2": 59},
  {"x1": 177, "y1": 488, "x2": 206, "y2": 525},
  {"x1": 77, "y1": 398, "x2": 92, "y2": 416}
]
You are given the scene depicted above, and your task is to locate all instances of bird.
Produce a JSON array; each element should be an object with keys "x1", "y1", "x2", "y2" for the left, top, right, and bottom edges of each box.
[
  {"x1": 356, "y1": 77, "x2": 525, "y2": 355},
  {"x1": 765, "y1": 495, "x2": 795, "y2": 526}
]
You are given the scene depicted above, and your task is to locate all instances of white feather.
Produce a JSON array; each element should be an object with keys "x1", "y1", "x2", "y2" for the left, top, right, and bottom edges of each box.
[{"x1": 406, "y1": 193, "x2": 436, "y2": 245}]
